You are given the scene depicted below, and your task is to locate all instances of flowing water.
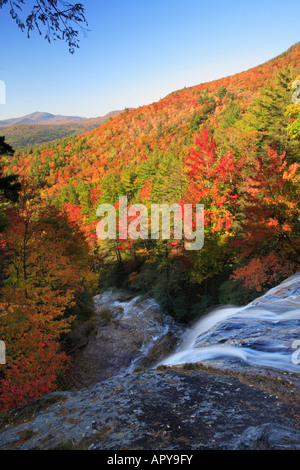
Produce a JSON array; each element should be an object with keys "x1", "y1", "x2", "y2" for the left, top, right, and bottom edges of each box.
[
  {"x1": 93, "y1": 289, "x2": 185, "y2": 374},
  {"x1": 90, "y1": 275, "x2": 300, "y2": 380},
  {"x1": 158, "y1": 274, "x2": 300, "y2": 373}
]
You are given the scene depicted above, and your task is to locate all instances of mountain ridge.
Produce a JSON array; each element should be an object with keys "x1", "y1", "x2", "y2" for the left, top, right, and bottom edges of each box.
[
  {"x1": 0, "y1": 110, "x2": 125, "y2": 148},
  {"x1": 5, "y1": 41, "x2": 300, "y2": 193},
  {"x1": 2, "y1": 42, "x2": 299, "y2": 149},
  {"x1": 0, "y1": 111, "x2": 88, "y2": 127}
]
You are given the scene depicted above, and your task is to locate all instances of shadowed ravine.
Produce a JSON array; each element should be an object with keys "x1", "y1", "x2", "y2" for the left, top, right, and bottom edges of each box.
[{"x1": 63, "y1": 289, "x2": 185, "y2": 389}]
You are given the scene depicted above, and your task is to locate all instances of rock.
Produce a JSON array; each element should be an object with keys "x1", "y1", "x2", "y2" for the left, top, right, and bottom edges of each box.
[
  {"x1": 230, "y1": 423, "x2": 300, "y2": 450},
  {"x1": 161, "y1": 273, "x2": 300, "y2": 374},
  {"x1": 1, "y1": 276, "x2": 300, "y2": 451},
  {"x1": 0, "y1": 367, "x2": 299, "y2": 450}
]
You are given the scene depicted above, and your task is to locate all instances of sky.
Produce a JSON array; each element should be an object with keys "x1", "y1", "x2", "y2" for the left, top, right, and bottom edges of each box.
[{"x1": 0, "y1": 0, "x2": 299, "y2": 120}]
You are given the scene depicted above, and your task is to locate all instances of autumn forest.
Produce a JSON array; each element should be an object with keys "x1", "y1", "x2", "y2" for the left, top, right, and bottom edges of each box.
[{"x1": 0, "y1": 41, "x2": 300, "y2": 411}]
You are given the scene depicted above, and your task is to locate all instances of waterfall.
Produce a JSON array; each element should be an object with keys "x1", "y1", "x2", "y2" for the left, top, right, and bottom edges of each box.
[
  {"x1": 158, "y1": 274, "x2": 300, "y2": 373},
  {"x1": 93, "y1": 288, "x2": 185, "y2": 375}
]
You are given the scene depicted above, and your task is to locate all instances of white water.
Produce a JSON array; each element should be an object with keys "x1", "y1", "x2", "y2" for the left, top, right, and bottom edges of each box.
[
  {"x1": 160, "y1": 342, "x2": 299, "y2": 372},
  {"x1": 177, "y1": 306, "x2": 246, "y2": 351},
  {"x1": 94, "y1": 288, "x2": 184, "y2": 373},
  {"x1": 95, "y1": 276, "x2": 300, "y2": 375},
  {"x1": 159, "y1": 274, "x2": 300, "y2": 373},
  {"x1": 112, "y1": 296, "x2": 182, "y2": 372}
]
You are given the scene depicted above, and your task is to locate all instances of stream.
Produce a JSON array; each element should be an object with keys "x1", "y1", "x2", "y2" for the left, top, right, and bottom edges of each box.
[{"x1": 68, "y1": 274, "x2": 300, "y2": 389}]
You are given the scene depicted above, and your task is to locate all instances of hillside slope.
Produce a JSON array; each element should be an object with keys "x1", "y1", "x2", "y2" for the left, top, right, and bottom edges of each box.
[
  {"x1": 1, "y1": 41, "x2": 300, "y2": 320},
  {"x1": 0, "y1": 111, "x2": 86, "y2": 127},
  {"x1": 4, "y1": 42, "x2": 300, "y2": 193},
  {"x1": 0, "y1": 42, "x2": 299, "y2": 414}
]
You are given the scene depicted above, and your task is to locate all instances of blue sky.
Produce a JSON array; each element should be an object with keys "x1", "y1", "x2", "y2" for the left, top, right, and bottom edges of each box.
[{"x1": 0, "y1": 0, "x2": 299, "y2": 120}]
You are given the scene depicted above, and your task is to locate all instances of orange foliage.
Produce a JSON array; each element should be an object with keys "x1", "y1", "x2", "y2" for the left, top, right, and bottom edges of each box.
[
  {"x1": 0, "y1": 201, "x2": 97, "y2": 410},
  {"x1": 232, "y1": 253, "x2": 297, "y2": 292}
]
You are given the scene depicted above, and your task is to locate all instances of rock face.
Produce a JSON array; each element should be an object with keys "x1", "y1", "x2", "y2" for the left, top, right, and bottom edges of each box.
[
  {"x1": 0, "y1": 276, "x2": 299, "y2": 450},
  {"x1": 0, "y1": 367, "x2": 299, "y2": 450}
]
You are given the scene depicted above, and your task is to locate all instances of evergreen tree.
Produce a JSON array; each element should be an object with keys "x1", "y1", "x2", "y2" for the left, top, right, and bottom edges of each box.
[
  {"x1": 242, "y1": 69, "x2": 300, "y2": 162},
  {"x1": 0, "y1": 137, "x2": 21, "y2": 230}
]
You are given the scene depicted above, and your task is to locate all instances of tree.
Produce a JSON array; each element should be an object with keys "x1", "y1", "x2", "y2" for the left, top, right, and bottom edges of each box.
[
  {"x1": 0, "y1": 194, "x2": 98, "y2": 410},
  {"x1": 0, "y1": 137, "x2": 21, "y2": 231},
  {"x1": 0, "y1": 138, "x2": 20, "y2": 202},
  {"x1": 179, "y1": 128, "x2": 242, "y2": 284},
  {"x1": 241, "y1": 69, "x2": 300, "y2": 163},
  {"x1": 232, "y1": 146, "x2": 300, "y2": 291},
  {"x1": 0, "y1": 136, "x2": 14, "y2": 156},
  {"x1": 0, "y1": 0, "x2": 89, "y2": 53},
  {"x1": 183, "y1": 128, "x2": 240, "y2": 234},
  {"x1": 286, "y1": 74, "x2": 300, "y2": 141}
]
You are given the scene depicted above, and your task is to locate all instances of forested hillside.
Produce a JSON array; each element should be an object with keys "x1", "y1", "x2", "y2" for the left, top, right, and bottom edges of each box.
[{"x1": 0, "y1": 42, "x2": 299, "y2": 411}]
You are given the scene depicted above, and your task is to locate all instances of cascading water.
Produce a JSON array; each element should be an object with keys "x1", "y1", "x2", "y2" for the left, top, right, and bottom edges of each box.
[
  {"x1": 108, "y1": 294, "x2": 176, "y2": 372},
  {"x1": 93, "y1": 288, "x2": 185, "y2": 374},
  {"x1": 68, "y1": 276, "x2": 299, "y2": 389},
  {"x1": 158, "y1": 274, "x2": 300, "y2": 373}
]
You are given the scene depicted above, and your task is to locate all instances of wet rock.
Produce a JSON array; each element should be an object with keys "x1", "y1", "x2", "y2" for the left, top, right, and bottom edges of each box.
[{"x1": 1, "y1": 276, "x2": 299, "y2": 451}]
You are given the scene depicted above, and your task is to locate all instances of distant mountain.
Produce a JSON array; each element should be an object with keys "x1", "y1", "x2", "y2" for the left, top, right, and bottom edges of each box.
[
  {"x1": 0, "y1": 110, "x2": 125, "y2": 148},
  {"x1": 0, "y1": 111, "x2": 87, "y2": 127}
]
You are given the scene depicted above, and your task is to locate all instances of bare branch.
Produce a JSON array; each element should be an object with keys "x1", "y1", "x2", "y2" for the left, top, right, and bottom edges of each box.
[{"x1": 0, "y1": 0, "x2": 89, "y2": 53}]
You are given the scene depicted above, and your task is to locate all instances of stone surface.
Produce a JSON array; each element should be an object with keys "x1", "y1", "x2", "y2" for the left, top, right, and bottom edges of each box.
[{"x1": 0, "y1": 366, "x2": 299, "y2": 450}]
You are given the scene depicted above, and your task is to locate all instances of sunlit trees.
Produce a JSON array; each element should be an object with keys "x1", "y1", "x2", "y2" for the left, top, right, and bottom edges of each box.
[
  {"x1": 241, "y1": 69, "x2": 300, "y2": 163},
  {"x1": 0, "y1": 43, "x2": 300, "y2": 407},
  {"x1": 232, "y1": 146, "x2": 299, "y2": 291},
  {"x1": 0, "y1": 185, "x2": 97, "y2": 410}
]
